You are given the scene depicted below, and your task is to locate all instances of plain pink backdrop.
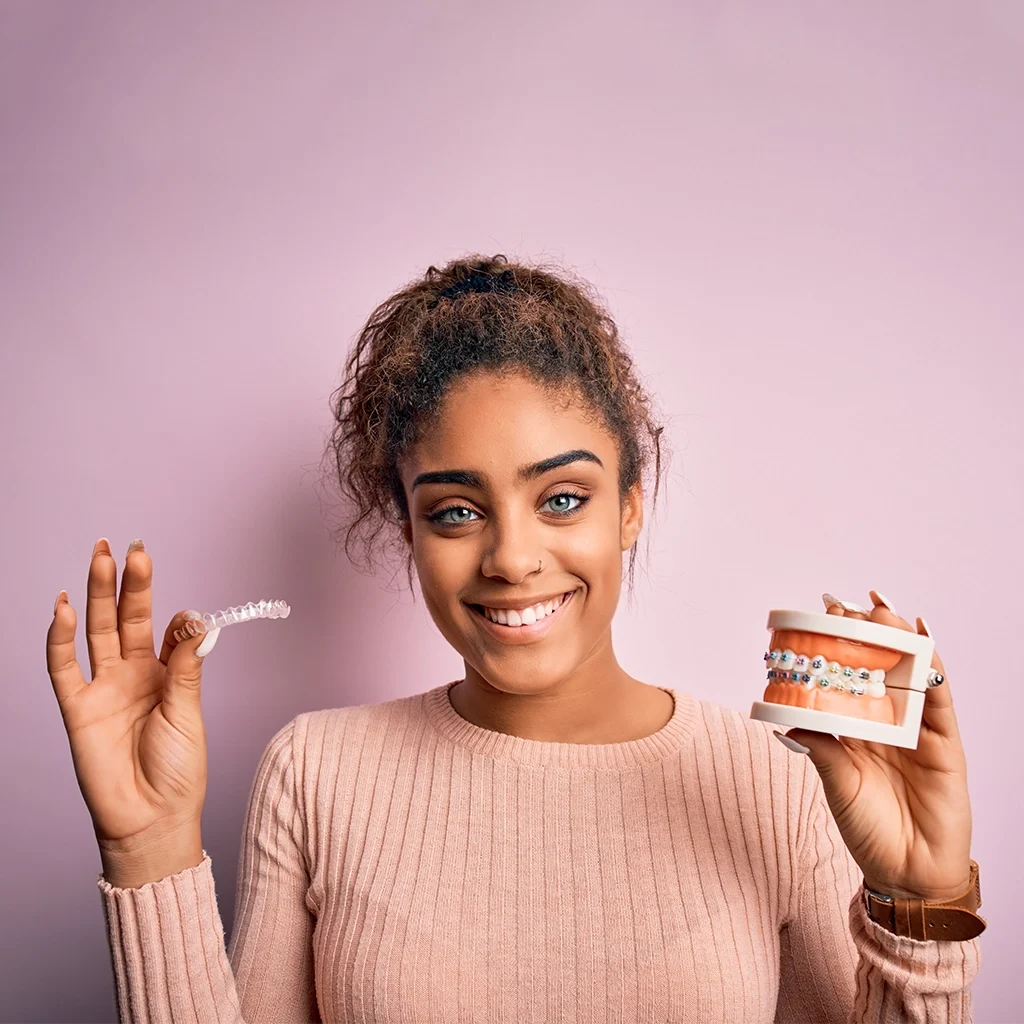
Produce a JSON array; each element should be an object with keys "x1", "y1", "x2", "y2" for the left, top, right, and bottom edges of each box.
[{"x1": 3, "y1": 2, "x2": 1020, "y2": 1020}]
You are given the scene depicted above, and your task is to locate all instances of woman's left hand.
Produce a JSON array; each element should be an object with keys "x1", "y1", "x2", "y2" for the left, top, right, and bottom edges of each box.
[{"x1": 779, "y1": 590, "x2": 973, "y2": 901}]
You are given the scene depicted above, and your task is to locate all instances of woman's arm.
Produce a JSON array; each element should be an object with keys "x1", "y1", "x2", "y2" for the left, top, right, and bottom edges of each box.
[
  {"x1": 775, "y1": 770, "x2": 980, "y2": 1024},
  {"x1": 97, "y1": 717, "x2": 319, "y2": 1024}
]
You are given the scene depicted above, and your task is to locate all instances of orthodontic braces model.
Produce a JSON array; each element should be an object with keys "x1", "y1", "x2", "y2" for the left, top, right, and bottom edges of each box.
[
  {"x1": 173, "y1": 599, "x2": 291, "y2": 643},
  {"x1": 765, "y1": 650, "x2": 888, "y2": 697},
  {"x1": 750, "y1": 609, "x2": 936, "y2": 749}
]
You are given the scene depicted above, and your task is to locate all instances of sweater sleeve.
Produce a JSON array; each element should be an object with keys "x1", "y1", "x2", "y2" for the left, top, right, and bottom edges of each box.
[
  {"x1": 96, "y1": 717, "x2": 319, "y2": 1024},
  {"x1": 774, "y1": 765, "x2": 981, "y2": 1024}
]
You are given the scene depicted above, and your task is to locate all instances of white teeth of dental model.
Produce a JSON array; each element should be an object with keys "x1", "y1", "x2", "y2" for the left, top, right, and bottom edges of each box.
[
  {"x1": 173, "y1": 599, "x2": 291, "y2": 642},
  {"x1": 763, "y1": 648, "x2": 887, "y2": 697}
]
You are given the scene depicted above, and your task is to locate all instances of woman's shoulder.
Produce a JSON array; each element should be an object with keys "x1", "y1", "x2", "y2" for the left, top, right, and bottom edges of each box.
[
  {"x1": 684, "y1": 692, "x2": 816, "y2": 783},
  {"x1": 281, "y1": 683, "x2": 443, "y2": 766},
  {"x1": 678, "y1": 693, "x2": 820, "y2": 840},
  {"x1": 685, "y1": 691, "x2": 778, "y2": 743}
]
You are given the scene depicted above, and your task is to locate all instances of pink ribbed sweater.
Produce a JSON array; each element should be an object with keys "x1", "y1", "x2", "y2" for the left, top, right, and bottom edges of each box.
[{"x1": 97, "y1": 682, "x2": 981, "y2": 1023}]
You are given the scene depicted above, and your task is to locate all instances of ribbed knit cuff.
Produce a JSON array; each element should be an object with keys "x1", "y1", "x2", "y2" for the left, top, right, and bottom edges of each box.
[
  {"x1": 97, "y1": 850, "x2": 242, "y2": 1024},
  {"x1": 848, "y1": 885, "x2": 980, "y2": 1008}
]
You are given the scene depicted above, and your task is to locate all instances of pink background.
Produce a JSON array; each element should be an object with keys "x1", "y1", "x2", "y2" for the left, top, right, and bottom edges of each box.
[{"x1": 3, "y1": 2, "x2": 1021, "y2": 1020}]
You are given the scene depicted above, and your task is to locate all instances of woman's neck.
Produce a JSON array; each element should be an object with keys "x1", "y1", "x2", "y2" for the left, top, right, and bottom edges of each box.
[{"x1": 452, "y1": 662, "x2": 675, "y2": 744}]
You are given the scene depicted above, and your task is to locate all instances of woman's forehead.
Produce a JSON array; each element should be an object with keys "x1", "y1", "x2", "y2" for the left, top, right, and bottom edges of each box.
[{"x1": 402, "y1": 375, "x2": 617, "y2": 486}]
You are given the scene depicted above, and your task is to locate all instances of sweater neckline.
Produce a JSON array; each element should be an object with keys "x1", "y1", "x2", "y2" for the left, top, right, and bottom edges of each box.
[{"x1": 423, "y1": 679, "x2": 697, "y2": 769}]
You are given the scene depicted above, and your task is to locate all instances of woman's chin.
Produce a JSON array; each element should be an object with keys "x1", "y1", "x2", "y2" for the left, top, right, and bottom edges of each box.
[{"x1": 471, "y1": 660, "x2": 579, "y2": 695}]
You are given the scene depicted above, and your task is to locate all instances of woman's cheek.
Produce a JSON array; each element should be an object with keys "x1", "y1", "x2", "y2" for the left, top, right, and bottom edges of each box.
[{"x1": 555, "y1": 521, "x2": 620, "y2": 621}]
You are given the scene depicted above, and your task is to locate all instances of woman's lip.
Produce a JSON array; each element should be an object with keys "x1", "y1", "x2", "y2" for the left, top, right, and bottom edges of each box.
[{"x1": 467, "y1": 589, "x2": 578, "y2": 644}]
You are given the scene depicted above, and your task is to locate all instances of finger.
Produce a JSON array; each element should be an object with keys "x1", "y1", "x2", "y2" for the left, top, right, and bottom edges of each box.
[
  {"x1": 118, "y1": 540, "x2": 155, "y2": 659},
  {"x1": 159, "y1": 610, "x2": 200, "y2": 666},
  {"x1": 862, "y1": 593, "x2": 960, "y2": 741},
  {"x1": 822, "y1": 593, "x2": 869, "y2": 617},
  {"x1": 159, "y1": 610, "x2": 217, "y2": 710},
  {"x1": 864, "y1": 589, "x2": 917, "y2": 633},
  {"x1": 86, "y1": 538, "x2": 121, "y2": 678},
  {"x1": 46, "y1": 590, "x2": 87, "y2": 708},
  {"x1": 916, "y1": 617, "x2": 960, "y2": 742}
]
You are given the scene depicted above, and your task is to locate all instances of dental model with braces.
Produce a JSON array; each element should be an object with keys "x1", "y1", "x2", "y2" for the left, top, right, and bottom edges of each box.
[
  {"x1": 172, "y1": 599, "x2": 291, "y2": 643},
  {"x1": 750, "y1": 608, "x2": 936, "y2": 749},
  {"x1": 764, "y1": 650, "x2": 887, "y2": 697}
]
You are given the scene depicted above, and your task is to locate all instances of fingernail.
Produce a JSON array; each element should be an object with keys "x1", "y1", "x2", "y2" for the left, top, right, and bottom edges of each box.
[
  {"x1": 126, "y1": 538, "x2": 146, "y2": 557},
  {"x1": 821, "y1": 593, "x2": 867, "y2": 613},
  {"x1": 53, "y1": 590, "x2": 67, "y2": 615},
  {"x1": 196, "y1": 627, "x2": 221, "y2": 658},
  {"x1": 870, "y1": 589, "x2": 896, "y2": 614},
  {"x1": 774, "y1": 730, "x2": 810, "y2": 754},
  {"x1": 93, "y1": 538, "x2": 111, "y2": 557},
  {"x1": 918, "y1": 616, "x2": 933, "y2": 638}
]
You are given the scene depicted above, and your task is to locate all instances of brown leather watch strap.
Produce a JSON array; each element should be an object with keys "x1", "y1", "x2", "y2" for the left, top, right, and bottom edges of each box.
[{"x1": 864, "y1": 860, "x2": 986, "y2": 941}]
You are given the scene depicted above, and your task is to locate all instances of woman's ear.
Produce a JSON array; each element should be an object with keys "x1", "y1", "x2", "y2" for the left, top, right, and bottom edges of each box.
[{"x1": 620, "y1": 481, "x2": 644, "y2": 551}]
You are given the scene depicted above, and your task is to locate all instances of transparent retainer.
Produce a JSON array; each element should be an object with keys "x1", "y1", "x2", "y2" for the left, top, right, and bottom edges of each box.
[{"x1": 173, "y1": 599, "x2": 291, "y2": 643}]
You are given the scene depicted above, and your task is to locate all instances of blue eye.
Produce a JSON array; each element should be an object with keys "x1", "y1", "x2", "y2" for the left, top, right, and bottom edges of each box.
[
  {"x1": 546, "y1": 492, "x2": 586, "y2": 514},
  {"x1": 426, "y1": 491, "x2": 591, "y2": 528},
  {"x1": 428, "y1": 505, "x2": 480, "y2": 525}
]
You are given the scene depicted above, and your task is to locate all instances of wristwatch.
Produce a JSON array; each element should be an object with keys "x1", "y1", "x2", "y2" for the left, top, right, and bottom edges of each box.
[{"x1": 864, "y1": 859, "x2": 986, "y2": 941}]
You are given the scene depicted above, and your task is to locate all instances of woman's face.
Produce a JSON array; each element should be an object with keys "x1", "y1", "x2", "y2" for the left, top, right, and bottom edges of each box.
[{"x1": 399, "y1": 370, "x2": 643, "y2": 695}]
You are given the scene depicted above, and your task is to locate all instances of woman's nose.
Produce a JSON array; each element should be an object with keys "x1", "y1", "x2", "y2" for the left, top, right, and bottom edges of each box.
[{"x1": 480, "y1": 525, "x2": 544, "y2": 584}]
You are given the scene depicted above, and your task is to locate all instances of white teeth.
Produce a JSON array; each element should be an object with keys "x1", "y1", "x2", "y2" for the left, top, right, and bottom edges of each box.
[
  {"x1": 480, "y1": 591, "x2": 573, "y2": 626},
  {"x1": 771, "y1": 649, "x2": 889, "y2": 698}
]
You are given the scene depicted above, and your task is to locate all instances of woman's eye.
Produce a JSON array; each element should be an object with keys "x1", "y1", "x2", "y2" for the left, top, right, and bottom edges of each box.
[
  {"x1": 430, "y1": 506, "x2": 479, "y2": 525},
  {"x1": 545, "y1": 492, "x2": 588, "y2": 514},
  {"x1": 427, "y1": 492, "x2": 590, "y2": 527}
]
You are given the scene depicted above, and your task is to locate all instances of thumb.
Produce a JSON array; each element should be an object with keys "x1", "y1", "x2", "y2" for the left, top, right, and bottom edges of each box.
[
  {"x1": 163, "y1": 611, "x2": 220, "y2": 703},
  {"x1": 774, "y1": 728, "x2": 860, "y2": 808}
]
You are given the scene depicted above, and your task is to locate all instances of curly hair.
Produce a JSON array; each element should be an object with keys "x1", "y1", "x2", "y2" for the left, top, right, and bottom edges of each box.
[{"x1": 319, "y1": 253, "x2": 669, "y2": 594}]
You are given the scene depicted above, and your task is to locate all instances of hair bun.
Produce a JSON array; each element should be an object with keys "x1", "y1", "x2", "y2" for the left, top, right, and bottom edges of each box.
[{"x1": 434, "y1": 267, "x2": 517, "y2": 303}]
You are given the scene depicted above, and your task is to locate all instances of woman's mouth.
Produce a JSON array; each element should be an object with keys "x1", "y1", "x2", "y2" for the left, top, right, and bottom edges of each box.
[{"x1": 466, "y1": 588, "x2": 579, "y2": 645}]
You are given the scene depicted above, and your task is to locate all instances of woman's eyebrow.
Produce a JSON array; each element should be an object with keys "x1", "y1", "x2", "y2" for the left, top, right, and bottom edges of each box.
[
  {"x1": 411, "y1": 449, "x2": 604, "y2": 491},
  {"x1": 519, "y1": 448, "x2": 603, "y2": 481}
]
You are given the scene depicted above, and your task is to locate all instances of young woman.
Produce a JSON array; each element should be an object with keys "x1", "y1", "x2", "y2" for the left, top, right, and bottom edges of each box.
[{"x1": 47, "y1": 254, "x2": 981, "y2": 1023}]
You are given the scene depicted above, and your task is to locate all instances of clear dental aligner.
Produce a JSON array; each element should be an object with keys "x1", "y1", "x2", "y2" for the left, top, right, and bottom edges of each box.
[
  {"x1": 764, "y1": 648, "x2": 887, "y2": 697},
  {"x1": 173, "y1": 599, "x2": 291, "y2": 643}
]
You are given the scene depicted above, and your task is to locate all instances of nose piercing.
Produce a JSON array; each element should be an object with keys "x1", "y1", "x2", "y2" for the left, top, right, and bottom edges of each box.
[{"x1": 538, "y1": 559, "x2": 543, "y2": 572}]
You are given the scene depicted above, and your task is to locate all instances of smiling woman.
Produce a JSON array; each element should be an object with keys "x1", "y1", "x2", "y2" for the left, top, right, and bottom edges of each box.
[
  {"x1": 325, "y1": 253, "x2": 665, "y2": 594},
  {"x1": 92, "y1": 253, "x2": 981, "y2": 1024}
]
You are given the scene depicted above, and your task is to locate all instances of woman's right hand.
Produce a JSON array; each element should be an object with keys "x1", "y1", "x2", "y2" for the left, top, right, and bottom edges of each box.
[{"x1": 46, "y1": 538, "x2": 221, "y2": 856}]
